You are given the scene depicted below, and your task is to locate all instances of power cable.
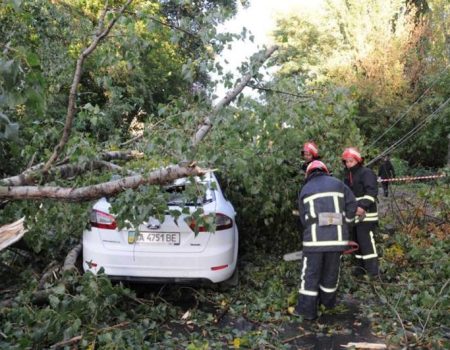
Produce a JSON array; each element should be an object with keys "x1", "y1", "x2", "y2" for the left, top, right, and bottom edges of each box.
[
  {"x1": 247, "y1": 84, "x2": 312, "y2": 100},
  {"x1": 367, "y1": 96, "x2": 450, "y2": 166},
  {"x1": 369, "y1": 97, "x2": 449, "y2": 165},
  {"x1": 368, "y1": 64, "x2": 450, "y2": 149}
]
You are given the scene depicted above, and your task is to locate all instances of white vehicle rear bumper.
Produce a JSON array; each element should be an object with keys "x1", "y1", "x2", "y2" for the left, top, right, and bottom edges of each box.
[{"x1": 83, "y1": 243, "x2": 237, "y2": 283}]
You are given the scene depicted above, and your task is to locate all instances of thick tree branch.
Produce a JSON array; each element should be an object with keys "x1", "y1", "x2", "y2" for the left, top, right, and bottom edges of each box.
[
  {"x1": 100, "y1": 150, "x2": 144, "y2": 161},
  {"x1": 119, "y1": 134, "x2": 144, "y2": 147},
  {"x1": 43, "y1": 0, "x2": 133, "y2": 172},
  {"x1": 1, "y1": 163, "x2": 44, "y2": 186},
  {"x1": 62, "y1": 243, "x2": 82, "y2": 273},
  {"x1": 2, "y1": 151, "x2": 142, "y2": 186},
  {"x1": 1, "y1": 160, "x2": 135, "y2": 186},
  {"x1": 0, "y1": 164, "x2": 207, "y2": 201},
  {"x1": 192, "y1": 45, "x2": 278, "y2": 147},
  {"x1": 38, "y1": 261, "x2": 60, "y2": 290}
]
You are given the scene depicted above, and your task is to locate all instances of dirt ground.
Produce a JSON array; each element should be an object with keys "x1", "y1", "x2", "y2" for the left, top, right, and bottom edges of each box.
[{"x1": 220, "y1": 295, "x2": 386, "y2": 349}]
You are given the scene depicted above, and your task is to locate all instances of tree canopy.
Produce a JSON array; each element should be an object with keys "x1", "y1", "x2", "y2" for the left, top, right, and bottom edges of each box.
[{"x1": 272, "y1": 0, "x2": 449, "y2": 166}]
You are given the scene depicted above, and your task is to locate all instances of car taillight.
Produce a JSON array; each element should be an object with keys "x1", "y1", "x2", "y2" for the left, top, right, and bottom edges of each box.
[
  {"x1": 186, "y1": 213, "x2": 233, "y2": 232},
  {"x1": 90, "y1": 209, "x2": 117, "y2": 230},
  {"x1": 186, "y1": 217, "x2": 207, "y2": 232},
  {"x1": 215, "y1": 213, "x2": 233, "y2": 230}
]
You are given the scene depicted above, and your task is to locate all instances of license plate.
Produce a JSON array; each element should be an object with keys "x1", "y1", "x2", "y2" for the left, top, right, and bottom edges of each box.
[{"x1": 128, "y1": 231, "x2": 180, "y2": 245}]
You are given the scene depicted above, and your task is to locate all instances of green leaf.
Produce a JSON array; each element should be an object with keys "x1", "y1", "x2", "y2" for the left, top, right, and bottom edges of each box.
[
  {"x1": 53, "y1": 284, "x2": 66, "y2": 295},
  {"x1": 9, "y1": 0, "x2": 23, "y2": 11},
  {"x1": 26, "y1": 52, "x2": 40, "y2": 67},
  {"x1": 49, "y1": 295, "x2": 60, "y2": 308}
]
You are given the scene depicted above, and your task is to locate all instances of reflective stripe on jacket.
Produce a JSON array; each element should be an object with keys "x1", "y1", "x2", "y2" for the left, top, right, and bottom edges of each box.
[
  {"x1": 344, "y1": 165, "x2": 378, "y2": 223},
  {"x1": 299, "y1": 173, "x2": 357, "y2": 252}
]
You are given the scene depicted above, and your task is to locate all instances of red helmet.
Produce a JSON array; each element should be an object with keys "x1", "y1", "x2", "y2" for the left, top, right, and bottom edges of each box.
[
  {"x1": 342, "y1": 147, "x2": 363, "y2": 163},
  {"x1": 306, "y1": 160, "x2": 329, "y2": 176},
  {"x1": 303, "y1": 142, "x2": 319, "y2": 158}
]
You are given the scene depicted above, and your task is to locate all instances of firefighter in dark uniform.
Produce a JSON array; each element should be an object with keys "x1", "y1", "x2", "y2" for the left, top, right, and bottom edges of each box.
[
  {"x1": 282, "y1": 141, "x2": 319, "y2": 178},
  {"x1": 295, "y1": 161, "x2": 357, "y2": 320},
  {"x1": 301, "y1": 141, "x2": 320, "y2": 173},
  {"x1": 341, "y1": 147, "x2": 379, "y2": 277}
]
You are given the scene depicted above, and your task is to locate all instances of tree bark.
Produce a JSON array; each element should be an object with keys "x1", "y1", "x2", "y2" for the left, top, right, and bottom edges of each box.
[
  {"x1": 1, "y1": 160, "x2": 133, "y2": 186},
  {"x1": 0, "y1": 164, "x2": 207, "y2": 201},
  {"x1": 38, "y1": 261, "x2": 60, "y2": 290},
  {"x1": 62, "y1": 243, "x2": 82, "y2": 273},
  {"x1": 100, "y1": 150, "x2": 144, "y2": 161}
]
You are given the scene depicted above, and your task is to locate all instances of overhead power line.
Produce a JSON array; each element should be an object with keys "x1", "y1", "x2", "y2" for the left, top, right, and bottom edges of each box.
[
  {"x1": 368, "y1": 64, "x2": 450, "y2": 149},
  {"x1": 367, "y1": 96, "x2": 450, "y2": 166},
  {"x1": 247, "y1": 84, "x2": 312, "y2": 100}
]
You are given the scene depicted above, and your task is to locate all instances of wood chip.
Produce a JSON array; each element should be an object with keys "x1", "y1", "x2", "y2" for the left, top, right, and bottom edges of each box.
[
  {"x1": 181, "y1": 310, "x2": 191, "y2": 320},
  {"x1": 0, "y1": 217, "x2": 27, "y2": 251}
]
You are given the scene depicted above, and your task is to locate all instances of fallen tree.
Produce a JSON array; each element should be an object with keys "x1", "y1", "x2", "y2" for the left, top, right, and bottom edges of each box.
[{"x1": 0, "y1": 46, "x2": 278, "y2": 201}]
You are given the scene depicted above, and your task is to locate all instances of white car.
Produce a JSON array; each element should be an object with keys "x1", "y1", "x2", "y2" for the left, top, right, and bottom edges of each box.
[{"x1": 82, "y1": 172, "x2": 238, "y2": 284}]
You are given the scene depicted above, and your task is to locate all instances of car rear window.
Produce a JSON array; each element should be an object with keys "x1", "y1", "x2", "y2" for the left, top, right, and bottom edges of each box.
[{"x1": 166, "y1": 182, "x2": 215, "y2": 206}]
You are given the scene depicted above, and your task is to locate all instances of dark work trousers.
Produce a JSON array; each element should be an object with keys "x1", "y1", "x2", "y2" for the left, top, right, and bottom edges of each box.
[
  {"x1": 381, "y1": 181, "x2": 389, "y2": 197},
  {"x1": 296, "y1": 252, "x2": 342, "y2": 319},
  {"x1": 352, "y1": 222, "x2": 379, "y2": 276}
]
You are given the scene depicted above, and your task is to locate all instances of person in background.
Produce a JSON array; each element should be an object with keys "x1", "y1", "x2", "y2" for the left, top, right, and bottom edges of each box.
[
  {"x1": 341, "y1": 147, "x2": 379, "y2": 277},
  {"x1": 301, "y1": 141, "x2": 320, "y2": 173},
  {"x1": 378, "y1": 154, "x2": 395, "y2": 197},
  {"x1": 295, "y1": 160, "x2": 357, "y2": 320}
]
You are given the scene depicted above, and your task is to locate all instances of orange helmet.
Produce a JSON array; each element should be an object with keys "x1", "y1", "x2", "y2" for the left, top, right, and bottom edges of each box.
[
  {"x1": 342, "y1": 147, "x2": 363, "y2": 163},
  {"x1": 302, "y1": 142, "x2": 319, "y2": 158},
  {"x1": 306, "y1": 160, "x2": 329, "y2": 176}
]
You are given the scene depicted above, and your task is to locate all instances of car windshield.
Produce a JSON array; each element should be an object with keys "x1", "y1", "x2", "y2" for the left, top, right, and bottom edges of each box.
[{"x1": 166, "y1": 180, "x2": 215, "y2": 206}]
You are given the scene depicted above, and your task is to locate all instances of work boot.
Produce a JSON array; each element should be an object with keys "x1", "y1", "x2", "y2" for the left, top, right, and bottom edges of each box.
[
  {"x1": 294, "y1": 302, "x2": 317, "y2": 321},
  {"x1": 364, "y1": 259, "x2": 379, "y2": 277},
  {"x1": 293, "y1": 309, "x2": 317, "y2": 321}
]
